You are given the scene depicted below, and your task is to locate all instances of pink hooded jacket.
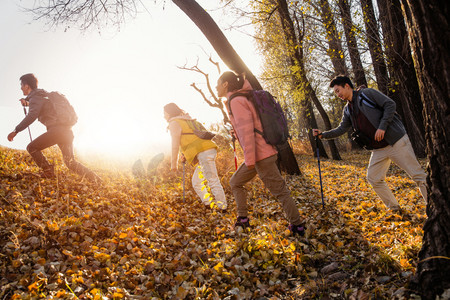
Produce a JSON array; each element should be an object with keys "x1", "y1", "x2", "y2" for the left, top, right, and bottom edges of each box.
[{"x1": 224, "y1": 80, "x2": 277, "y2": 167}]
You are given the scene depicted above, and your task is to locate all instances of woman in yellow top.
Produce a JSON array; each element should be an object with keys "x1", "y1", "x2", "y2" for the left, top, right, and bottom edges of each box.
[{"x1": 164, "y1": 103, "x2": 227, "y2": 210}]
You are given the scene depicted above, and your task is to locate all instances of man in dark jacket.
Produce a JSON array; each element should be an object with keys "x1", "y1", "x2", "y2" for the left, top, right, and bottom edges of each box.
[
  {"x1": 7, "y1": 73, "x2": 100, "y2": 182},
  {"x1": 313, "y1": 75, "x2": 427, "y2": 211}
]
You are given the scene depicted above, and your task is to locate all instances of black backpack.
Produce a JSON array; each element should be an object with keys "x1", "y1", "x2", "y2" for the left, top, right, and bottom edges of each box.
[
  {"x1": 228, "y1": 90, "x2": 290, "y2": 146},
  {"x1": 46, "y1": 91, "x2": 78, "y2": 126},
  {"x1": 228, "y1": 91, "x2": 300, "y2": 175}
]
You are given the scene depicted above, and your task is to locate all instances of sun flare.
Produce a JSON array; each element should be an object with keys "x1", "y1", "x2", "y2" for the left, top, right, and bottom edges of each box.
[{"x1": 73, "y1": 108, "x2": 170, "y2": 161}]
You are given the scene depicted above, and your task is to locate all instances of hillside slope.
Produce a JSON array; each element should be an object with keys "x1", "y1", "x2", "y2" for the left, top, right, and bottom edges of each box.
[{"x1": 0, "y1": 146, "x2": 427, "y2": 299}]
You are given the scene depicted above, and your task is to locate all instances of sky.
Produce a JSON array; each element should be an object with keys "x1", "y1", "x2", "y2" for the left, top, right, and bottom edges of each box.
[{"x1": 0, "y1": 0, "x2": 261, "y2": 167}]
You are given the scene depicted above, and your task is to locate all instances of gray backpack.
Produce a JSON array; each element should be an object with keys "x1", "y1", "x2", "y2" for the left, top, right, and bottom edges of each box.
[
  {"x1": 46, "y1": 91, "x2": 78, "y2": 126},
  {"x1": 181, "y1": 119, "x2": 215, "y2": 140}
]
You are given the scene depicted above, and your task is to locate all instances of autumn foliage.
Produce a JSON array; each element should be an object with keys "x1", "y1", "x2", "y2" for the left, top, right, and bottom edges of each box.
[{"x1": 0, "y1": 143, "x2": 427, "y2": 299}]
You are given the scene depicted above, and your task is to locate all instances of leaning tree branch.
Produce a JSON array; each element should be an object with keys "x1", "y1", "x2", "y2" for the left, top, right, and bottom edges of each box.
[
  {"x1": 177, "y1": 60, "x2": 230, "y2": 125},
  {"x1": 191, "y1": 83, "x2": 216, "y2": 107}
]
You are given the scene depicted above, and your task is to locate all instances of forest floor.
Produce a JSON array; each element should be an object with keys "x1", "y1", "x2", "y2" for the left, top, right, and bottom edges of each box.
[{"x1": 0, "y1": 143, "x2": 427, "y2": 299}]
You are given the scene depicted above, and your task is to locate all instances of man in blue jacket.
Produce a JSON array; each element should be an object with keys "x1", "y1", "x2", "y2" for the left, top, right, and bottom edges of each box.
[
  {"x1": 7, "y1": 73, "x2": 100, "y2": 182},
  {"x1": 313, "y1": 75, "x2": 427, "y2": 211}
]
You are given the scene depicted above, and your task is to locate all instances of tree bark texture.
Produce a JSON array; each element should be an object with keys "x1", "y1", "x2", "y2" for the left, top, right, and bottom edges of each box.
[
  {"x1": 377, "y1": 0, "x2": 426, "y2": 157},
  {"x1": 172, "y1": 0, "x2": 262, "y2": 90},
  {"x1": 337, "y1": 0, "x2": 367, "y2": 87},
  {"x1": 360, "y1": 0, "x2": 389, "y2": 94},
  {"x1": 401, "y1": 0, "x2": 450, "y2": 298}
]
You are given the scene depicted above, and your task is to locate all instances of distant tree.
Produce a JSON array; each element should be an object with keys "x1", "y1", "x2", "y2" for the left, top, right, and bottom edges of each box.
[
  {"x1": 337, "y1": 0, "x2": 367, "y2": 87},
  {"x1": 276, "y1": 0, "x2": 341, "y2": 159},
  {"x1": 400, "y1": 0, "x2": 450, "y2": 298},
  {"x1": 360, "y1": 0, "x2": 389, "y2": 94},
  {"x1": 376, "y1": 0, "x2": 426, "y2": 157},
  {"x1": 315, "y1": 0, "x2": 348, "y2": 77}
]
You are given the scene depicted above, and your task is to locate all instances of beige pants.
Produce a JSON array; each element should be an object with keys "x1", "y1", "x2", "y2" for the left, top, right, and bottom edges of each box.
[
  {"x1": 192, "y1": 149, "x2": 227, "y2": 209},
  {"x1": 367, "y1": 134, "x2": 427, "y2": 209},
  {"x1": 230, "y1": 155, "x2": 302, "y2": 225}
]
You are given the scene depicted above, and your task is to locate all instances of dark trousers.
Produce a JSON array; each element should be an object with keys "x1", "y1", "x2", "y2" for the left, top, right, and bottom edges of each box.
[{"x1": 27, "y1": 127, "x2": 98, "y2": 180}]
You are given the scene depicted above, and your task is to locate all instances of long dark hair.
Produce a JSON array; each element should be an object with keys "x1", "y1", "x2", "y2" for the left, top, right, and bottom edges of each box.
[
  {"x1": 218, "y1": 71, "x2": 245, "y2": 92},
  {"x1": 164, "y1": 103, "x2": 184, "y2": 119}
]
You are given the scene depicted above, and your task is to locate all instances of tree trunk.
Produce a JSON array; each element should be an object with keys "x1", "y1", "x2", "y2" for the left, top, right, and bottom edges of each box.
[
  {"x1": 277, "y1": 0, "x2": 340, "y2": 159},
  {"x1": 400, "y1": 0, "x2": 450, "y2": 298},
  {"x1": 317, "y1": 0, "x2": 348, "y2": 77},
  {"x1": 300, "y1": 96, "x2": 329, "y2": 159},
  {"x1": 337, "y1": 0, "x2": 368, "y2": 150},
  {"x1": 308, "y1": 83, "x2": 342, "y2": 160},
  {"x1": 337, "y1": 0, "x2": 367, "y2": 87},
  {"x1": 172, "y1": 0, "x2": 262, "y2": 90},
  {"x1": 377, "y1": 0, "x2": 426, "y2": 157},
  {"x1": 316, "y1": 0, "x2": 347, "y2": 116},
  {"x1": 360, "y1": 0, "x2": 389, "y2": 94}
]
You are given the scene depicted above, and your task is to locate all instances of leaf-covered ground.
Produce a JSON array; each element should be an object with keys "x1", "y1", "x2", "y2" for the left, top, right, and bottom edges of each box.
[{"x1": 0, "y1": 144, "x2": 427, "y2": 299}]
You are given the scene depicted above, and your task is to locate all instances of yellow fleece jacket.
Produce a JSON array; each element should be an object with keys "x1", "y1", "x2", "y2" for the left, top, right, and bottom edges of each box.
[{"x1": 168, "y1": 115, "x2": 217, "y2": 168}]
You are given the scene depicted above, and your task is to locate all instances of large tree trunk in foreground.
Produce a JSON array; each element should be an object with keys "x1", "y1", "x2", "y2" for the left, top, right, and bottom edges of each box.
[
  {"x1": 173, "y1": 0, "x2": 262, "y2": 90},
  {"x1": 401, "y1": 0, "x2": 450, "y2": 298}
]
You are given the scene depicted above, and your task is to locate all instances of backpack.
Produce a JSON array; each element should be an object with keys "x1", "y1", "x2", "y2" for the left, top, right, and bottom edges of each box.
[
  {"x1": 358, "y1": 90, "x2": 401, "y2": 120},
  {"x1": 46, "y1": 91, "x2": 78, "y2": 126},
  {"x1": 228, "y1": 90, "x2": 290, "y2": 146},
  {"x1": 350, "y1": 90, "x2": 401, "y2": 150},
  {"x1": 181, "y1": 119, "x2": 215, "y2": 140},
  {"x1": 228, "y1": 90, "x2": 300, "y2": 175}
]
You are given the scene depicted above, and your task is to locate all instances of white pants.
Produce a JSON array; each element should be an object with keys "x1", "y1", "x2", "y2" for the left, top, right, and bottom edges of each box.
[
  {"x1": 367, "y1": 134, "x2": 427, "y2": 209},
  {"x1": 192, "y1": 148, "x2": 227, "y2": 209}
]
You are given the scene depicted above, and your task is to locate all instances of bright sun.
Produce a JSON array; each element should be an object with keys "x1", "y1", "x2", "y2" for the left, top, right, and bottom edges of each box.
[{"x1": 73, "y1": 107, "x2": 170, "y2": 162}]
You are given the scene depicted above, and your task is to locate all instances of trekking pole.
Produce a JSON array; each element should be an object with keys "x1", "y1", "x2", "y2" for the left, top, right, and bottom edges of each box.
[
  {"x1": 182, "y1": 161, "x2": 186, "y2": 203},
  {"x1": 22, "y1": 106, "x2": 33, "y2": 141},
  {"x1": 232, "y1": 137, "x2": 238, "y2": 171},
  {"x1": 315, "y1": 135, "x2": 325, "y2": 208}
]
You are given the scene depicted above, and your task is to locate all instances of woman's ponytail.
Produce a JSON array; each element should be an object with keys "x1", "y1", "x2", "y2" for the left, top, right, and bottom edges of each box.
[{"x1": 219, "y1": 71, "x2": 245, "y2": 92}]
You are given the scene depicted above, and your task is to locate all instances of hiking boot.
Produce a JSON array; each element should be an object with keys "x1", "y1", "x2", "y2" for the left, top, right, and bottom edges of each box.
[
  {"x1": 391, "y1": 206, "x2": 401, "y2": 212},
  {"x1": 289, "y1": 224, "x2": 306, "y2": 236},
  {"x1": 39, "y1": 166, "x2": 55, "y2": 179},
  {"x1": 234, "y1": 216, "x2": 250, "y2": 229},
  {"x1": 390, "y1": 206, "x2": 404, "y2": 216}
]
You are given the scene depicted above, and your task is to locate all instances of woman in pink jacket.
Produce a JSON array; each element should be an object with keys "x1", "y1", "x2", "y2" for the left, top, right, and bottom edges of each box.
[{"x1": 216, "y1": 71, "x2": 305, "y2": 235}]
